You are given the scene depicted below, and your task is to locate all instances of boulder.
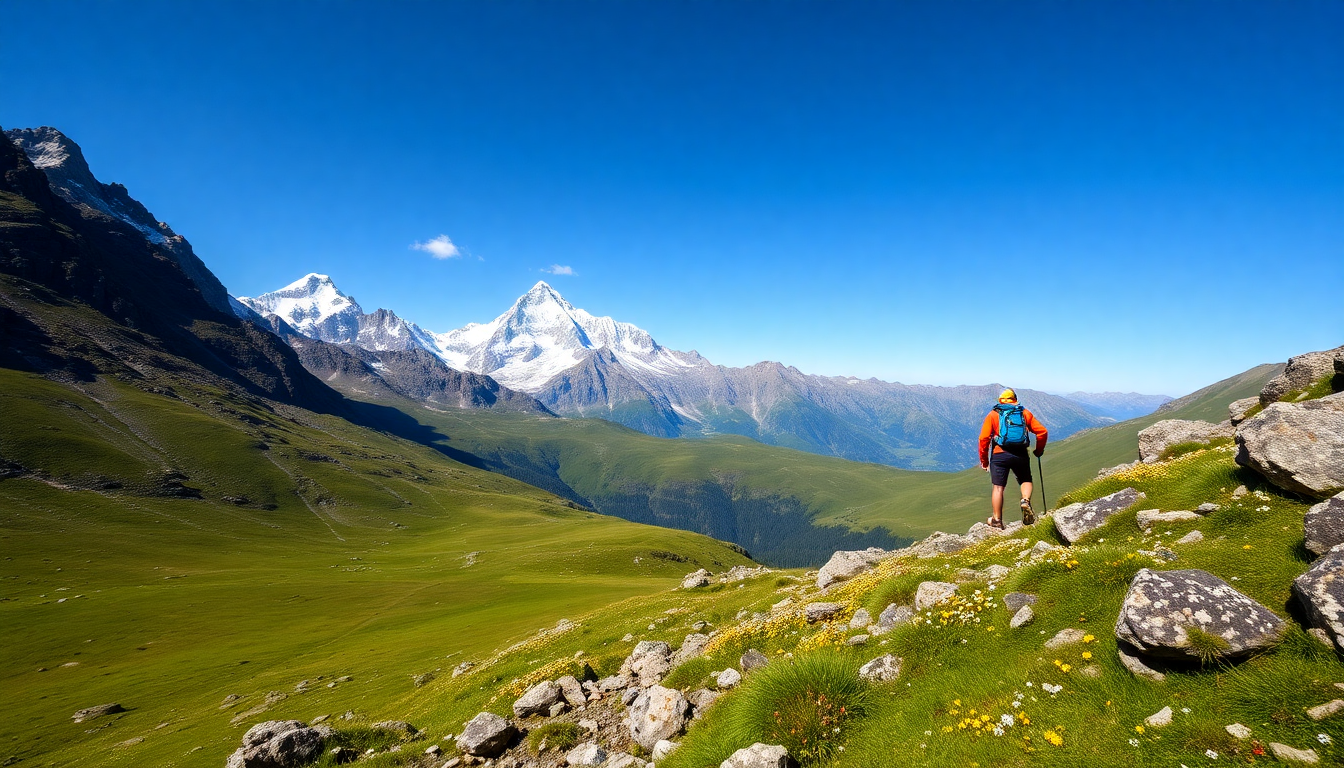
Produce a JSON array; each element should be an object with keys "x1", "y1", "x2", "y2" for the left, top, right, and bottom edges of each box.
[
  {"x1": 1010, "y1": 605, "x2": 1034, "y2": 628},
  {"x1": 816, "y1": 548, "x2": 886, "y2": 589},
  {"x1": 688, "y1": 688, "x2": 722, "y2": 717},
  {"x1": 740, "y1": 648, "x2": 770, "y2": 673},
  {"x1": 557, "y1": 675, "x2": 587, "y2": 708},
  {"x1": 1175, "y1": 530, "x2": 1205, "y2": 545},
  {"x1": 681, "y1": 569, "x2": 712, "y2": 589},
  {"x1": 906, "y1": 531, "x2": 973, "y2": 558},
  {"x1": 1306, "y1": 699, "x2": 1344, "y2": 720},
  {"x1": 1229, "y1": 397, "x2": 1260, "y2": 426},
  {"x1": 965, "y1": 520, "x2": 1022, "y2": 543},
  {"x1": 1304, "y1": 493, "x2": 1344, "y2": 557},
  {"x1": 565, "y1": 742, "x2": 607, "y2": 766},
  {"x1": 1260, "y1": 346, "x2": 1344, "y2": 406},
  {"x1": 720, "y1": 743, "x2": 795, "y2": 768},
  {"x1": 858, "y1": 654, "x2": 902, "y2": 682},
  {"x1": 671, "y1": 633, "x2": 711, "y2": 666},
  {"x1": 1044, "y1": 628, "x2": 1086, "y2": 649},
  {"x1": 1145, "y1": 706, "x2": 1173, "y2": 727},
  {"x1": 914, "y1": 581, "x2": 958, "y2": 611},
  {"x1": 1053, "y1": 488, "x2": 1146, "y2": 544},
  {"x1": 513, "y1": 680, "x2": 564, "y2": 718},
  {"x1": 457, "y1": 713, "x2": 516, "y2": 757},
  {"x1": 1226, "y1": 723, "x2": 1252, "y2": 739},
  {"x1": 1235, "y1": 394, "x2": 1344, "y2": 499},
  {"x1": 1115, "y1": 568, "x2": 1286, "y2": 661},
  {"x1": 606, "y1": 754, "x2": 650, "y2": 768},
  {"x1": 228, "y1": 720, "x2": 329, "y2": 768},
  {"x1": 1268, "y1": 743, "x2": 1320, "y2": 764},
  {"x1": 1138, "y1": 420, "x2": 1234, "y2": 463},
  {"x1": 71, "y1": 703, "x2": 125, "y2": 723},
  {"x1": 715, "y1": 668, "x2": 742, "y2": 689},
  {"x1": 804, "y1": 602, "x2": 843, "y2": 623},
  {"x1": 1003, "y1": 592, "x2": 1038, "y2": 613},
  {"x1": 849, "y1": 608, "x2": 872, "y2": 629},
  {"x1": 877, "y1": 603, "x2": 914, "y2": 629},
  {"x1": 628, "y1": 685, "x2": 690, "y2": 750},
  {"x1": 1136, "y1": 509, "x2": 1202, "y2": 531},
  {"x1": 620, "y1": 640, "x2": 674, "y2": 686},
  {"x1": 1117, "y1": 642, "x2": 1166, "y2": 682},
  {"x1": 1292, "y1": 546, "x2": 1344, "y2": 653}
]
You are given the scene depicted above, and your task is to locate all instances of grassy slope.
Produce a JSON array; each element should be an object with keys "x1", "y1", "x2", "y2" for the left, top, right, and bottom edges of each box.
[{"x1": 0, "y1": 370, "x2": 752, "y2": 767}]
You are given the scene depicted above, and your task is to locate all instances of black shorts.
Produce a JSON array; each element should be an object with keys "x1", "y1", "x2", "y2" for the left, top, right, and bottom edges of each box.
[{"x1": 990, "y1": 449, "x2": 1033, "y2": 487}]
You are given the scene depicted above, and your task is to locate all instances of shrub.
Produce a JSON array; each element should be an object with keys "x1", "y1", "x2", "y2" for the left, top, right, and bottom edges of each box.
[
  {"x1": 732, "y1": 653, "x2": 870, "y2": 765},
  {"x1": 527, "y1": 722, "x2": 579, "y2": 755}
]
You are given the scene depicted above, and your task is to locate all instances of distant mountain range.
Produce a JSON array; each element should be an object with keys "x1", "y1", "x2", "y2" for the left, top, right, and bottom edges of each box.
[{"x1": 238, "y1": 275, "x2": 1169, "y2": 470}]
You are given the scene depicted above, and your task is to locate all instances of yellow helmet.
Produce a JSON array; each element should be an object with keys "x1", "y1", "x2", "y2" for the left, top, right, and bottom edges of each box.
[{"x1": 999, "y1": 388, "x2": 1018, "y2": 403}]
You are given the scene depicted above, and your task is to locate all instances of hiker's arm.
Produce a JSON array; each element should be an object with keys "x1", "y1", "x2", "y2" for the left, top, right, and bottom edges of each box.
[
  {"x1": 1026, "y1": 410, "x2": 1049, "y2": 456},
  {"x1": 977, "y1": 414, "x2": 995, "y2": 467}
]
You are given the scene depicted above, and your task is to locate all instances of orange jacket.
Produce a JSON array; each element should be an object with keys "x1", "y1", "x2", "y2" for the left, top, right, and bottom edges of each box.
[{"x1": 978, "y1": 406, "x2": 1048, "y2": 467}]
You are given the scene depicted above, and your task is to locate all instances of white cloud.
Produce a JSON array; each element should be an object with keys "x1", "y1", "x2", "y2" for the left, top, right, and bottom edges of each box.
[
  {"x1": 541, "y1": 264, "x2": 575, "y2": 275},
  {"x1": 411, "y1": 234, "x2": 460, "y2": 259}
]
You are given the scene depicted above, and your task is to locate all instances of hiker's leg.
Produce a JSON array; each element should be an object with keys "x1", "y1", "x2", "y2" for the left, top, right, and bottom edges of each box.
[
  {"x1": 991, "y1": 484, "x2": 1005, "y2": 522},
  {"x1": 1021, "y1": 481, "x2": 1033, "y2": 502}
]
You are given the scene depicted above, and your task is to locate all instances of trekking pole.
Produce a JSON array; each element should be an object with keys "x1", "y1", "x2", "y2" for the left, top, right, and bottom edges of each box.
[{"x1": 1037, "y1": 454, "x2": 1048, "y2": 513}]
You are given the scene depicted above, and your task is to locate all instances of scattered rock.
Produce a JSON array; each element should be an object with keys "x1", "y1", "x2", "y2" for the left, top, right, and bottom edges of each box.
[
  {"x1": 715, "y1": 668, "x2": 742, "y2": 689},
  {"x1": 1268, "y1": 742, "x2": 1320, "y2": 764},
  {"x1": 849, "y1": 608, "x2": 872, "y2": 629},
  {"x1": 596, "y1": 675, "x2": 628, "y2": 693},
  {"x1": 1145, "y1": 706, "x2": 1173, "y2": 727},
  {"x1": 816, "y1": 548, "x2": 886, "y2": 589},
  {"x1": 1138, "y1": 420, "x2": 1234, "y2": 463},
  {"x1": 457, "y1": 713, "x2": 516, "y2": 758},
  {"x1": 1136, "y1": 509, "x2": 1202, "y2": 530},
  {"x1": 621, "y1": 641, "x2": 674, "y2": 686},
  {"x1": 578, "y1": 718, "x2": 599, "y2": 734},
  {"x1": 906, "y1": 532, "x2": 973, "y2": 559},
  {"x1": 1010, "y1": 605, "x2": 1034, "y2": 628},
  {"x1": 372, "y1": 721, "x2": 418, "y2": 736},
  {"x1": 846, "y1": 634, "x2": 869, "y2": 646},
  {"x1": 1304, "y1": 493, "x2": 1344, "y2": 557},
  {"x1": 1175, "y1": 530, "x2": 1204, "y2": 545},
  {"x1": 804, "y1": 602, "x2": 843, "y2": 623},
  {"x1": 1003, "y1": 592, "x2": 1038, "y2": 613},
  {"x1": 740, "y1": 649, "x2": 770, "y2": 674},
  {"x1": 1044, "y1": 628, "x2": 1085, "y2": 649},
  {"x1": 1226, "y1": 723, "x2": 1252, "y2": 739},
  {"x1": 914, "y1": 581, "x2": 958, "y2": 611},
  {"x1": 513, "y1": 681, "x2": 564, "y2": 718},
  {"x1": 982, "y1": 564, "x2": 1012, "y2": 581},
  {"x1": 1232, "y1": 485, "x2": 1249, "y2": 499},
  {"x1": 652, "y1": 740, "x2": 680, "y2": 761},
  {"x1": 220, "y1": 694, "x2": 242, "y2": 710},
  {"x1": 681, "y1": 569, "x2": 712, "y2": 589},
  {"x1": 1235, "y1": 393, "x2": 1344, "y2": 499},
  {"x1": 412, "y1": 673, "x2": 435, "y2": 688},
  {"x1": 226, "y1": 720, "x2": 328, "y2": 768},
  {"x1": 1053, "y1": 488, "x2": 1146, "y2": 544},
  {"x1": 671, "y1": 633, "x2": 711, "y2": 666},
  {"x1": 1078, "y1": 665, "x2": 1102, "y2": 678},
  {"x1": 858, "y1": 654, "x2": 902, "y2": 683},
  {"x1": 1115, "y1": 568, "x2": 1286, "y2": 661},
  {"x1": 720, "y1": 742, "x2": 795, "y2": 768},
  {"x1": 1197, "y1": 502, "x2": 1220, "y2": 514},
  {"x1": 1117, "y1": 642, "x2": 1166, "y2": 682},
  {"x1": 628, "y1": 685, "x2": 690, "y2": 750},
  {"x1": 1260, "y1": 346, "x2": 1344, "y2": 406},
  {"x1": 688, "y1": 688, "x2": 722, "y2": 717},
  {"x1": 1306, "y1": 699, "x2": 1344, "y2": 720},
  {"x1": 557, "y1": 676, "x2": 587, "y2": 709},
  {"x1": 877, "y1": 604, "x2": 914, "y2": 629},
  {"x1": 565, "y1": 742, "x2": 606, "y2": 766},
  {"x1": 965, "y1": 520, "x2": 1022, "y2": 543},
  {"x1": 1293, "y1": 547, "x2": 1344, "y2": 653},
  {"x1": 606, "y1": 753, "x2": 650, "y2": 768},
  {"x1": 1229, "y1": 397, "x2": 1260, "y2": 426},
  {"x1": 72, "y1": 703, "x2": 125, "y2": 723}
]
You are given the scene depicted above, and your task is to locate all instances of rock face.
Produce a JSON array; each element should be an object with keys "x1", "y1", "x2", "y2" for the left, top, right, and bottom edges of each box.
[
  {"x1": 1260, "y1": 346, "x2": 1344, "y2": 406},
  {"x1": 858, "y1": 654, "x2": 902, "y2": 682},
  {"x1": 226, "y1": 720, "x2": 328, "y2": 768},
  {"x1": 1053, "y1": 488, "x2": 1146, "y2": 544},
  {"x1": 1292, "y1": 546, "x2": 1344, "y2": 653},
  {"x1": 458, "y1": 713, "x2": 516, "y2": 757},
  {"x1": 1304, "y1": 493, "x2": 1344, "y2": 557},
  {"x1": 621, "y1": 641, "x2": 674, "y2": 686},
  {"x1": 1137, "y1": 419, "x2": 1234, "y2": 463},
  {"x1": 628, "y1": 686, "x2": 690, "y2": 750},
  {"x1": 1229, "y1": 397, "x2": 1260, "y2": 426},
  {"x1": 1235, "y1": 394, "x2": 1344, "y2": 499},
  {"x1": 816, "y1": 548, "x2": 886, "y2": 589},
  {"x1": 720, "y1": 743, "x2": 794, "y2": 768},
  {"x1": 513, "y1": 681, "x2": 564, "y2": 718},
  {"x1": 914, "y1": 581, "x2": 958, "y2": 610},
  {"x1": 1115, "y1": 569, "x2": 1286, "y2": 661}
]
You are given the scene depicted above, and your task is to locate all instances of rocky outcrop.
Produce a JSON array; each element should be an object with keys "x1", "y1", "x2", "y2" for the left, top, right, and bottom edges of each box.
[
  {"x1": 226, "y1": 720, "x2": 329, "y2": 768},
  {"x1": 1292, "y1": 546, "x2": 1344, "y2": 653},
  {"x1": 1053, "y1": 488, "x2": 1145, "y2": 544},
  {"x1": 1235, "y1": 393, "x2": 1344, "y2": 499},
  {"x1": 1115, "y1": 569, "x2": 1285, "y2": 661},
  {"x1": 1229, "y1": 397, "x2": 1260, "y2": 426},
  {"x1": 1137, "y1": 420, "x2": 1233, "y2": 463},
  {"x1": 620, "y1": 641, "x2": 674, "y2": 686},
  {"x1": 1260, "y1": 346, "x2": 1344, "y2": 406},
  {"x1": 681, "y1": 569, "x2": 712, "y2": 589},
  {"x1": 458, "y1": 712, "x2": 516, "y2": 757},
  {"x1": 627, "y1": 686, "x2": 689, "y2": 750},
  {"x1": 1304, "y1": 493, "x2": 1344, "y2": 557},
  {"x1": 720, "y1": 743, "x2": 795, "y2": 768},
  {"x1": 816, "y1": 548, "x2": 886, "y2": 589}
]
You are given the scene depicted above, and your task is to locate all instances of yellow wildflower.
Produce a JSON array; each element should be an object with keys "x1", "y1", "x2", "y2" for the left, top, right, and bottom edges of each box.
[
  {"x1": 1082, "y1": 651, "x2": 1092, "y2": 660},
  {"x1": 1135, "y1": 725, "x2": 1145, "y2": 734},
  {"x1": 1043, "y1": 730, "x2": 1063, "y2": 746}
]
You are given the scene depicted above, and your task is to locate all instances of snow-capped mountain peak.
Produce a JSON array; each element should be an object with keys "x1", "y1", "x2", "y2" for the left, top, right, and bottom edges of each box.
[{"x1": 236, "y1": 273, "x2": 364, "y2": 342}]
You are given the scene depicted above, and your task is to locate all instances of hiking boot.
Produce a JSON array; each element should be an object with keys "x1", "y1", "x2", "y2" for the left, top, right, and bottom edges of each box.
[
  {"x1": 1020, "y1": 498, "x2": 1036, "y2": 526},
  {"x1": 987, "y1": 516, "x2": 1005, "y2": 530}
]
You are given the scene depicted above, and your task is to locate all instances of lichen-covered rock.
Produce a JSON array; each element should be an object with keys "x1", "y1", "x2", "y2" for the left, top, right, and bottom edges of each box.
[
  {"x1": 877, "y1": 603, "x2": 914, "y2": 629},
  {"x1": 1138, "y1": 419, "x2": 1234, "y2": 463},
  {"x1": 1304, "y1": 493, "x2": 1344, "y2": 557},
  {"x1": 906, "y1": 531, "x2": 973, "y2": 558},
  {"x1": 1115, "y1": 569, "x2": 1285, "y2": 661},
  {"x1": 715, "y1": 668, "x2": 742, "y2": 689},
  {"x1": 804, "y1": 602, "x2": 843, "y2": 623},
  {"x1": 227, "y1": 720, "x2": 329, "y2": 768},
  {"x1": 914, "y1": 581, "x2": 957, "y2": 611},
  {"x1": 816, "y1": 548, "x2": 886, "y2": 589},
  {"x1": 1260, "y1": 346, "x2": 1344, "y2": 406},
  {"x1": 1010, "y1": 605, "x2": 1034, "y2": 628},
  {"x1": 1293, "y1": 546, "x2": 1344, "y2": 653},
  {"x1": 740, "y1": 648, "x2": 769, "y2": 673},
  {"x1": 849, "y1": 608, "x2": 872, "y2": 629},
  {"x1": 858, "y1": 654, "x2": 902, "y2": 682},
  {"x1": 1236, "y1": 394, "x2": 1344, "y2": 499},
  {"x1": 1268, "y1": 742, "x2": 1320, "y2": 764},
  {"x1": 1053, "y1": 488, "x2": 1146, "y2": 544},
  {"x1": 1136, "y1": 509, "x2": 1202, "y2": 530},
  {"x1": 457, "y1": 713, "x2": 515, "y2": 757},
  {"x1": 720, "y1": 743, "x2": 795, "y2": 768},
  {"x1": 1044, "y1": 628, "x2": 1085, "y2": 649},
  {"x1": 628, "y1": 685, "x2": 689, "y2": 750},
  {"x1": 681, "y1": 569, "x2": 712, "y2": 589},
  {"x1": 513, "y1": 680, "x2": 564, "y2": 718}
]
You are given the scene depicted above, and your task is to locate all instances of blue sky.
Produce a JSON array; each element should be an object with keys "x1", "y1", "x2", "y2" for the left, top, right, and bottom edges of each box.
[{"x1": 3, "y1": 0, "x2": 1341, "y2": 395}]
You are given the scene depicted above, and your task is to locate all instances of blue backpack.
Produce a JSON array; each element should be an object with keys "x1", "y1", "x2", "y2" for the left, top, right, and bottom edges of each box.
[{"x1": 993, "y1": 403, "x2": 1030, "y2": 449}]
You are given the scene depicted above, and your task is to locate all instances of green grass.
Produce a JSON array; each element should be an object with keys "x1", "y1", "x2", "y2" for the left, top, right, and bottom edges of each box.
[{"x1": 527, "y1": 722, "x2": 580, "y2": 754}]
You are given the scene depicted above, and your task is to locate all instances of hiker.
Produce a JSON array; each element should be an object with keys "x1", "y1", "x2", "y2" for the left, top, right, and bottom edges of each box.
[{"x1": 978, "y1": 388, "x2": 1048, "y2": 529}]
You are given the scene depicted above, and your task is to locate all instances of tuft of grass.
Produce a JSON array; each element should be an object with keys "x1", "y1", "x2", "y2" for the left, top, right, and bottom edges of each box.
[
  {"x1": 1184, "y1": 625, "x2": 1232, "y2": 667},
  {"x1": 527, "y1": 722, "x2": 579, "y2": 755},
  {"x1": 1158, "y1": 436, "x2": 1233, "y2": 462}
]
